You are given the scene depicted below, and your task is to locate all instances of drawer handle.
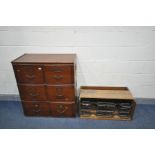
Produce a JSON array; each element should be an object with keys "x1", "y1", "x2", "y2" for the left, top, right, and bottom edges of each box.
[
  {"x1": 56, "y1": 105, "x2": 68, "y2": 114},
  {"x1": 33, "y1": 104, "x2": 39, "y2": 107},
  {"x1": 52, "y1": 75, "x2": 63, "y2": 80},
  {"x1": 56, "y1": 94, "x2": 65, "y2": 99},
  {"x1": 26, "y1": 75, "x2": 36, "y2": 79},
  {"x1": 29, "y1": 93, "x2": 39, "y2": 97},
  {"x1": 51, "y1": 68, "x2": 63, "y2": 72},
  {"x1": 33, "y1": 109, "x2": 41, "y2": 113}
]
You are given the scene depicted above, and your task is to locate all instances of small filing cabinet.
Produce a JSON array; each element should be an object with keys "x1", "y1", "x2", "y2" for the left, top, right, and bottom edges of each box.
[{"x1": 12, "y1": 54, "x2": 77, "y2": 117}]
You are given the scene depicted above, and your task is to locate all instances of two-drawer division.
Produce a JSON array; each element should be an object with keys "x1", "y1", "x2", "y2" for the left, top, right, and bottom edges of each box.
[{"x1": 12, "y1": 54, "x2": 77, "y2": 117}]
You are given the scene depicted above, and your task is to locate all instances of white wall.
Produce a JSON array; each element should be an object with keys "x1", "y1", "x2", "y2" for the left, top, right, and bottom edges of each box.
[{"x1": 0, "y1": 26, "x2": 155, "y2": 98}]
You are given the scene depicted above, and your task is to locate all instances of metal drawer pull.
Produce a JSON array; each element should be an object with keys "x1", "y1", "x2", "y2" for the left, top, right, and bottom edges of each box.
[
  {"x1": 33, "y1": 109, "x2": 41, "y2": 113},
  {"x1": 33, "y1": 104, "x2": 39, "y2": 107},
  {"x1": 26, "y1": 75, "x2": 35, "y2": 79},
  {"x1": 56, "y1": 105, "x2": 68, "y2": 114},
  {"x1": 29, "y1": 93, "x2": 39, "y2": 97},
  {"x1": 51, "y1": 68, "x2": 63, "y2": 72},
  {"x1": 52, "y1": 75, "x2": 63, "y2": 80},
  {"x1": 56, "y1": 94, "x2": 65, "y2": 99}
]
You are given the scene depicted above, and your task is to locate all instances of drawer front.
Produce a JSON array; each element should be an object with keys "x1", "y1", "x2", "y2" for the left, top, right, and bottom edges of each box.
[
  {"x1": 50, "y1": 102, "x2": 75, "y2": 117},
  {"x1": 13, "y1": 65, "x2": 44, "y2": 84},
  {"x1": 47, "y1": 85, "x2": 75, "y2": 101},
  {"x1": 22, "y1": 101, "x2": 50, "y2": 116},
  {"x1": 18, "y1": 85, "x2": 47, "y2": 101},
  {"x1": 44, "y1": 65, "x2": 74, "y2": 84}
]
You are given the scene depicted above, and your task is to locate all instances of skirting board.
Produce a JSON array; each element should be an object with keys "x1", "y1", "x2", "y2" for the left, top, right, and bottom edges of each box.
[
  {"x1": 0, "y1": 94, "x2": 20, "y2": 101},
  {"x1": 0, "y1": 94, "x2": 155, "y2": 104}
]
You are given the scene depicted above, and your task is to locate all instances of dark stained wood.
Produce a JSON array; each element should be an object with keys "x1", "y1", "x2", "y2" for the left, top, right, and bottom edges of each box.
[
  {"x1": 12, "y1": 54, "x2": 77, "y2": 117},
  {"x1": 47, "y1": 85, "x2": 75, "y2": 101},
  {"x1": 18, "y1": 85, "x2": 47, "y2": 101},
  {"x1": 49, "y1": 102, "x2": 75, "y2": 117},
  {"x1": 22, "y1": 101, "x2": 50, "y2": 116},
  {"x1": 12, "y1": 53, "x2": 76, "y2": 64},
  {"x1": 13, "y1": 65, "x2": 44, "y2": 84},
  {"x1": 44, "y1": 64, "x2": 74, "y2": 84}
]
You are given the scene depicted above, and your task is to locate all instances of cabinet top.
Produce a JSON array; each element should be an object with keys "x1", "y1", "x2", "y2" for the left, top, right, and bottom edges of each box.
[
  {"x1": 12, "y1": 53, "x2": 76, "y2": 64},
  {"x1": 80, "y1": 86, "x2": 134, "y2": 100}
]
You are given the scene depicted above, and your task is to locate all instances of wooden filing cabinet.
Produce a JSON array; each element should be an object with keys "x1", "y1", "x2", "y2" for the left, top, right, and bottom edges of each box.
[{"x1": 12, "y1": 54, "x2": 77, "y2": 117}]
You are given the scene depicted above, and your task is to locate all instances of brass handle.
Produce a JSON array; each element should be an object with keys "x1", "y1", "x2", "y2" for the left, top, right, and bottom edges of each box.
[
  {"x1": 26, "y1": 75, "x2": 35, "y2": 79},
  {"x1": 33, "y1": 109, "x2": 41, "y2": 113},
  {"x1": 56, "y1": 94, "x2": 65, "y2": 99},
  {"x1": 55, "y1": 87, "x2": 64, "y2": 99},
  {"x1": 33, "y1": 104, "x2": 39, "y2": 107},
  {"x1": 52, "y1": 75, "x2": 63, "y2": 80},
  {"x1": 51, "y1": 68, "x2": 63, "y2": 72},
  {"x1": 29, "y1": 92, "x2": 39, "y2": 97},
  {"x1": 56, "y1": 105, "x2": 68, "y2": 114}
]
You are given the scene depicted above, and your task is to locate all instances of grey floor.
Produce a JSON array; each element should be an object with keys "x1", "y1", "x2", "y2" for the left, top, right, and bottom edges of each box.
[{"x1": 0, "y1": 100, "x2": 155, "y2": 129}]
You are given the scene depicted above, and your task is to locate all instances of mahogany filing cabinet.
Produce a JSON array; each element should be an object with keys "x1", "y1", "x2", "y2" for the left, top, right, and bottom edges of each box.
[{"x1": 12, "y1": 54, "x2": 77, "y2": 117}]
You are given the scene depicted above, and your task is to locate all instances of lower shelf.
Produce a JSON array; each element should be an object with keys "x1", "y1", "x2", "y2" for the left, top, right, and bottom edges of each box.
[{"x1": 79, "y1": 100, "x2": 136, "y2": 120}]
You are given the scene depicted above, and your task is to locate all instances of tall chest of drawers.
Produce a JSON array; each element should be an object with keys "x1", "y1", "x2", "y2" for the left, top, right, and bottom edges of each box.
[{"x1": 12, "y1": 54, "x2": 77, "y2": 117}]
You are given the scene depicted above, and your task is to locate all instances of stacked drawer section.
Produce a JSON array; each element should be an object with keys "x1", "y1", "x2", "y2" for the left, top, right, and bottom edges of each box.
[
  {"x1": 45, "y1": 64, "x2": 76, "y2": 117},
  {"x1": 12, "y1": 54, "x2": 76, "y2": 117}
]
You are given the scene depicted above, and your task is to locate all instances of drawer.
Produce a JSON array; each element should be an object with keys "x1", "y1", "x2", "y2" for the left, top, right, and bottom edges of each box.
[
  {"x1": 49, "y1": 102, "x2": 75, "y2": 117},
  {"x1": 47, "y1": 85, "x2": 75, "y2": 101},
  {"x1": 44, "y1": 65, "x2": 74, "y2": 84},
  {"x1": 18, "y1": 85, "x2": 47, "y2": 101},
  {"x1": 22, "y1": 101, "x2": 50, "y2": 116},
  {"x1": 13, "y1": 65, "x2": 44, "y2": 84}
]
